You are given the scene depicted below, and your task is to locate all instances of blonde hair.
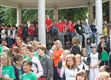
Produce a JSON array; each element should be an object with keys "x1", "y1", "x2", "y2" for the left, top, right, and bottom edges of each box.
[
  {"x1": 0, "y1": 52, "x2": 11, "y2": 66},
  {"x1": 31, "y1": 40, "x2": 41, "y2": 50},
  {"x1": 75, "y1": 54, "x2": 81, "y2": 58},
  {"x1": 61, "y1": 50, "x2": 70, "y2": 59},
  {"x1": 54, "y1": 40, "x2": 63, "y2": 50},
  {"x1": 72, "y1": 38, "x2": 80, "y2": 45},
  {"x1": 65, "y1": 54, "x2": 76, "y2": 69},
  {"x1": 96, "y1": 72, "x2": 110, "y2": 80}
]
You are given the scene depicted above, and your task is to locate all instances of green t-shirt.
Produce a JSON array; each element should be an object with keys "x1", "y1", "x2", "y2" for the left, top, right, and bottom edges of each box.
[
  {"x1": 24, "y1": 56, "x2": 32, "y2": 62},
  {"x1": 21, "y1": 72, "x2": 37, "y2": 80},
  {"x1": 101, "y1": 51, "x2": 109, "y2": 61},
  {"x1": 34, "y1": 51, "x2": 39, "y2": 58},
  {"x1": 24, "y1": 52, "x2": 38, "y2": 61},
  {"x1": 2, "y1": 66, "x2": 16, "y2": 79}
]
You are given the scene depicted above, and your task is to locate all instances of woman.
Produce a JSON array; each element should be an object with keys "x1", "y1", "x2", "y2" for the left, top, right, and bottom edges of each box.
[{"x1": 97, "y1": 37, "x2": 110, "y2": 66}]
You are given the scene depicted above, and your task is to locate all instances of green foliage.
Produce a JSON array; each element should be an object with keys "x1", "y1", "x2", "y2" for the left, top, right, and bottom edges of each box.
[
  {"x1": 0, "y1": 2, "x2": 109, "y2": 25},
  {"x1": 58, "y1": 8, "x2": 88, "y2": 22},
  {"x1": 22, "y1": 9, "x2": 38, "y2": 23},
  {"x1": 0, "y1": 7, "x2": 16, "y2": 25},
  {"x1": 103, "y1": 2, "x2": 109, "y2": 22},
  {"x1": 46, "y1": 9, "x2": 53, "y2": 19}
]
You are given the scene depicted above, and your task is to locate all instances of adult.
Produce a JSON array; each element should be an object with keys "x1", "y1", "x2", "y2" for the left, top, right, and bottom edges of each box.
[
  {"x1": 56, "y1": 19, "x2": 65, "y2": 47},
  {"x1": 45, "y1": 15, "x2": 53, "y2": 34},
  {"x1": 22, "y1": 23, "x2": 28, "y2": 42},
  {"x1": 51, "y1": 20, "x2": 58, "y2": 37},
  {"x1": 97, "y1": 37, "x2": 110, "y2": 66},
  {"x1": 13, "y1": 37, "x2": 25, "y2": 48},
  {"x1": 28, "y1": 22, "x2": 35, "y2": 41},
  {"x1": 66, "y1": 20, "x2": 75, "y2": 42},
  {"x1": 17, "y1": 25, "x2": 23, "y2": 39},
  {"x1": 75, "y1": 20, "x2": 84, "y2": 47},
  {"x1": 82, "y1": 21, "x2": 92, "y2": 46}
]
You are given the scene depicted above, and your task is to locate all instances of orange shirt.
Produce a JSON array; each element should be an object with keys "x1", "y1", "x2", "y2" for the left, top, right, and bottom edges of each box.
[{"x1": 51, "y1": 49, "x2": 64, "y2": 67}]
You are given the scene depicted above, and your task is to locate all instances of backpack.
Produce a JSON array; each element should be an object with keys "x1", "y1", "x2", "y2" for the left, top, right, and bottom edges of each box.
[
  {"x1": 70, "y1": 45, "x2": 81, "y2": 55},
  {"x1": 87, "y1": 54, "x2": 91, "y2": 66}
]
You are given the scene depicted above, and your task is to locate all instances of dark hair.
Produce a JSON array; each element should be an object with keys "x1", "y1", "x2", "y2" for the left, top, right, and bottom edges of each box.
[
  {"x1": 13, "y1": 54, "x2": 23, "y2": 63},
  {"x1": 23, "y1": 60, "x2": 32, "y2": 66},
  {"x1": 86, "y1": 38, "x2": 91, "y2": 46}
]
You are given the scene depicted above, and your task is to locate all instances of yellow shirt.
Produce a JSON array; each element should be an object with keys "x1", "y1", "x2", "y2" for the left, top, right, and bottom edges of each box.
[{"x1": 103, "y1": 26, "x2": 108, "y2": 36}]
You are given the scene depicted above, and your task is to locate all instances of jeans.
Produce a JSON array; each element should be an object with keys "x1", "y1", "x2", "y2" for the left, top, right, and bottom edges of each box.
[{"x1": 59, "y1": 32, "x2": 65, "y2": 47}]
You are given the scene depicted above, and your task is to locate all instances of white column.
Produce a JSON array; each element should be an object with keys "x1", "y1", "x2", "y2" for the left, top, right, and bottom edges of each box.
[
  {"x1": 109, "y1": 0, "x2": 111, "y2": 22},
  {"x1": 17, "y1": 6, "x2": 22, "y2": 27},
  {"x1": 88, "y1": 4, "x2": 94, "y2": 24},
  {"x1": 54, "y1": 8, "x2": 58, "y2": 21},
  {"x1": 38, "y1": 0, "x2": 46, "y2": 45},
  {"x1": 95, "y1": 0, "x2": 103, "y2": 43}
]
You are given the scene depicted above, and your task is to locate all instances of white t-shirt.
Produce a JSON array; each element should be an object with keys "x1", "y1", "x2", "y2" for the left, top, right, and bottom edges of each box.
[
  {"x1": 77, "y1": 62, "x2": 89, "y2": 71},
  {"x1": 31, "y1": 56, "x2": 43, "y2": 78},
  {"x1": 65, "y1": 68, "x2": 78, "y2": 80},
  {"x1": 1, "y1": 29, "x2": 6, "y2": 39},
  {"x1": 90, "y1": 52, "x2": 100, "y2": 68}
]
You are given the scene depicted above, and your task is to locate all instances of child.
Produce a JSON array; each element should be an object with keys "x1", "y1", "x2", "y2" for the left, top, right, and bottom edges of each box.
[
  {"x1": 86, "y1": 38, "x2": 92, "y2": 53},
  {"x1": 21, "y1": 60, "x2": 37, "y2": 80},
  {"x1": 96, "y1": 72, "x2": 110, "y2": 80},
  {"x1": 58, "y1": 50, "x2": 70, "y2": 79},
  {"x1": 81, "y1": 48, "x2": 90, "y2": 66},
  {"x1": 75, "y1": 54, "x2": 89, "y2": 72},
  {"x1": 38, "y1": 45, "x2": 53, "y2": 80},
  {"x1": 76, "y1": 70, "x2": 88, "y2": 80},
  {"x1": 13, "y1": 54, "x2": 24, "y2": 80},
  {"x1": 99, "y1": 65, "x2": 109, "y2": 72},
  {"x1": 12, "y1": 47, "x2": 21, "y2": 56},
  {"x1": 0, "y1": 53, "x2": 16, "y2": 80},
  {"x1": 89, "y1": 45, "x2": 101, "y2": 80},
  {"x1": 25, "y1": 45, "x2": 43, "y2": 78},
  {"x1": 63, "y1": 54, "x2": 79, "y2": 80}
]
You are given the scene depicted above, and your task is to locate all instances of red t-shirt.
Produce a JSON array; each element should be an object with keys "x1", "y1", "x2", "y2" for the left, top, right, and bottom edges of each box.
[
  {"x1": 28, "y1": 26, "x2": 35, "y2": 36},
  {"x1": 45, "y1": 18, "x2": 52, "y2": 31},
  {"x1": 56, "y1": 22, "x2": 65, "y2": 33},
  {"x1": 62, "y1": 21, "x2": 68, "y2": 27},
  {"x1": 17, "y1": 28, "x2": 23, "y2": 38},
  {"x1": 67, "y1": 23, "x2": 75, "y2": 32}
]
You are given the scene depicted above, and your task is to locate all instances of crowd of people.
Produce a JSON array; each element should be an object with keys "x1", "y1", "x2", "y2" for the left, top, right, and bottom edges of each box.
[{"x1": 0, "y1": 15, "x2": 111, "y2": 80}]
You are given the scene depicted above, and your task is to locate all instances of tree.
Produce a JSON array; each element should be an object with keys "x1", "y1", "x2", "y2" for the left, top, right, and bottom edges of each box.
[
  {"x1": 58, "y1": 8, "x2": 88, "y2": 22},
  {"x1": 22, "y1": 9, "x2": 38, "y2": 23},
  {"x1": 0, "y1": 7, "x2": 16, "y2": 25},
  {"x1": 0, "y1": 2, "x2": 109, "y2": 25}
]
